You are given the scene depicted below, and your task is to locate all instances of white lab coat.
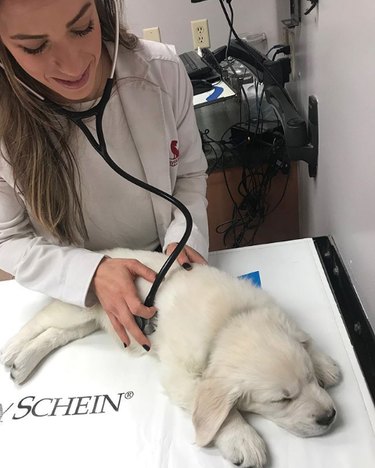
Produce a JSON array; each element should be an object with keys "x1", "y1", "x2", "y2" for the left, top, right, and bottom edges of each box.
[{"x1": 0, "y1": 39, "x2": 208, "y2": 307}]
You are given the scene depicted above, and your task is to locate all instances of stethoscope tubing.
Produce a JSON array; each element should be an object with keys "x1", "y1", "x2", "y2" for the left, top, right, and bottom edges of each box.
[{"x1": 48, "y1": 78, "x2": 193, "y2": 327}]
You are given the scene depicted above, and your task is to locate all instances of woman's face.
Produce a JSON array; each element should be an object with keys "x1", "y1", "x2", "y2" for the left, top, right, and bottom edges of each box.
[{"x1": 0, "y1": 0, "x2": 106, "y2": 102}]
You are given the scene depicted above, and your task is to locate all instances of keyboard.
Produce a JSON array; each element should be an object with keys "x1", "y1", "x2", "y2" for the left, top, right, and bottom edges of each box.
[{"x1": 179, "y1": 51, "x2": 212, "y2": 79}]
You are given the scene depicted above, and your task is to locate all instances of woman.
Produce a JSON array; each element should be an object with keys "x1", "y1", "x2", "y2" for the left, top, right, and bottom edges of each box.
[{"x1": 0, "y1": 0, "x2": 209, "y2": 350}]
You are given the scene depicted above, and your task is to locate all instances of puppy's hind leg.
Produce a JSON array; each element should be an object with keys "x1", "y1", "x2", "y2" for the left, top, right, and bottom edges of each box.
[
  {"x1": 2, "y1": 300, "x2": 101, "y2": 384},
  {"x1": 2, "y1": 318, "x2": 50, "y2": 368},
  {"x1": 8, "y1": 320, "x2": 99, "y2": 385},
  {"x1": 2, "y1": 301, "x2": 94, "y2": 366}
]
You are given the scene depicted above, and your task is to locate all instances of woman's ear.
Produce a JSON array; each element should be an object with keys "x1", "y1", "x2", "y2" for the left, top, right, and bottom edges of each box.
[{"x1": 192, "y1": 377, "x2": 239, "y2": 447}]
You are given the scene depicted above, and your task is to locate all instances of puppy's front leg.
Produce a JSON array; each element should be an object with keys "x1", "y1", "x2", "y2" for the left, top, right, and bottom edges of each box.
[
  {"x1": 305, "y1": 342, "x2": 341, "y2": 388},
  {"x1": 214, "y1": 409, "x2": 266, "y2": 468}
]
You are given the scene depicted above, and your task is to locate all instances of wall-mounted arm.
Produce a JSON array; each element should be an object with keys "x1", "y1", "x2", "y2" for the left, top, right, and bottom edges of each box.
[
  {"x1": 211, "y1": 39, "x2": 319, "y2": 177},
  {"x1": 265, "y1": 87, "x2": 319, "y2": 177}
]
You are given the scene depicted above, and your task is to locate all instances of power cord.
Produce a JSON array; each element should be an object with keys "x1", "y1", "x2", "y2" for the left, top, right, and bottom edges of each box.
[
  {"x1": 305, "y1": 0, "x2": 319, "y2": 15},
  {"x1": 202, "y1": 123, "x2": 290, "y2": 247},
  {"x1": 271, "y1": 45, "x2": 291, "y2": 62}
]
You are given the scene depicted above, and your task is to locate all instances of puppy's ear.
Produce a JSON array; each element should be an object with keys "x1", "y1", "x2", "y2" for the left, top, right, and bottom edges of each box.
[
  {"x1": 296, "y1": 329, "x2": 311, "y2": 347},
  {"x1": 192, "y1": 378, "x2": 238, "y2": 447},
  {"x1": 281, "y1": 314, "x2": 311, "y2": 346}
]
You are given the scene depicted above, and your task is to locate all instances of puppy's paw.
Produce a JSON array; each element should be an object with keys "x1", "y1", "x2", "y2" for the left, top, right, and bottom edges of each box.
[
  {"x1": 316, "y1": 354, "x2": 341, "y2": 388},
  {"x1": 8, "y1": 347, "x2": 41, "y2": 385},
  {"x1": 2, "y1": 329, "x2": 48, "y2": 384},
  {"x1": 215, "y1": 423, "x2": 267, "y2": 468},
  {"x1": 1, "y1": 336, "x2": 28, "y2": 368},
  {"x1": 1, "y1": 322, "x2": 43, "y2": 369}
]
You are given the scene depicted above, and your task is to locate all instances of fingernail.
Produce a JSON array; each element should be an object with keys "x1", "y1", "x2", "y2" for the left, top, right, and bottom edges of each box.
[
  {"x1": 182, "y1": 262, "x2": 192, "y2": 271},
  {"x1": 123, "y1": 343, "x2": 127, "y2": 349},
  {"x1": 143, "y1": 344, "x2": 150, "y2": 352}
]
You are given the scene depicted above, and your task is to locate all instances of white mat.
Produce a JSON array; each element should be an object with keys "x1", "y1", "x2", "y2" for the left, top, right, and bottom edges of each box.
[{"x1": 1, "y1": 238, "x2": 374, "y2": 467}]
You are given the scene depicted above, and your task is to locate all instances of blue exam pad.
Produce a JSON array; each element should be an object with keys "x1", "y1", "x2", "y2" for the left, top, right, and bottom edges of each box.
[
  {"x1": 238, "y1": 271, "x2": 261, "y2": 288},
  {"x1": 206, "y1": 86, "x2": 224, "y2": 102}
]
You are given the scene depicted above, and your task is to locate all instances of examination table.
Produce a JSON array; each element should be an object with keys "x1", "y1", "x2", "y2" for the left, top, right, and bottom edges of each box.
[{"x1": 1, "y1": 238, "x2": 374, "y2": 467}]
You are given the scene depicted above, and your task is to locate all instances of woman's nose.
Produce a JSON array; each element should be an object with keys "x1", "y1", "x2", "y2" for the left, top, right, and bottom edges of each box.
[{"x1": 51, "y1": 44, "x2": 83, "y2": 77}]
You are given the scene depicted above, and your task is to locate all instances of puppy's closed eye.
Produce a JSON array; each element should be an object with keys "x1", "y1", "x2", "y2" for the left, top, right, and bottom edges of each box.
[{"x1": 271, "y1": 397, "x2": 293, "y2": 404}]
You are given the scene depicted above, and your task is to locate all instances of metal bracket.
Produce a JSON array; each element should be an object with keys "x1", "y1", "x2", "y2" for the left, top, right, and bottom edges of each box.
[
  {"x1": 282, "y1": 0, "x2": 302, "y2": 29},
  {"x1": 286, "y1": 95, "x2": 319, "y2": 177},
  {"x1": 306, "y1": 95, "x2": 319, "y2": 177}
]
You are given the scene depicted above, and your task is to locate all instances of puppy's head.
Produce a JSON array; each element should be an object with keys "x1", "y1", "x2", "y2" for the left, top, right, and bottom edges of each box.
[{"x1": 192, "y1": 308, "x2": 337, "y2": 446}]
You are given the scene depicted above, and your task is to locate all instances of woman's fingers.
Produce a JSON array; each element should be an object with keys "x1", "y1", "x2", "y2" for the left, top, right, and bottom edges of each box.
[
  {"x1": 184, "y1": 246, "x2": 207, "y2": 265},
  {"x1": 106, "y1": 303, "x2": 151, "y2": 349},
  {"x1": 126, "y1": 259, "x2": 157, "y2": 282},
  {"x1": 165, "y1": 243, "x2": 207, "y2": 267},
  {"x1": 92, "y1": 257, "x2": 157, "y2": 349},
  {"x1": 107, "y1": 312, "x2": 130, "y2": 346},
  {"x1": 121, "y1": 272, "x2": 157, "y2": 319}
]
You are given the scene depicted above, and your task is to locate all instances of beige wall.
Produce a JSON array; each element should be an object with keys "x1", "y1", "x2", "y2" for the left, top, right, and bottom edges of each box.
[{"x1": 287, "y1": 0, "x2": 375, "y2": 330}]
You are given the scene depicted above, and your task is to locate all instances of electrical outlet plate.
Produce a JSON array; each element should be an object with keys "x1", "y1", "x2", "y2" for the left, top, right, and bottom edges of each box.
[
  {"x1": 191, "y1": 19, "x2": 210, "y2": 49},
  {"x1": 143, "y1": 27, "x2": 161, "y2": 42}
]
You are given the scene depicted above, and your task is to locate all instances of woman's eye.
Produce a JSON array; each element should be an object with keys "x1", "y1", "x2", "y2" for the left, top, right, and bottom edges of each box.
[
  {"x1": 22, "y1": 42, "x2": 47, "y2": 55},
  {"x1": 73, "y1": 20, "x2": 94, "y2": 37},
  {"x1": 20, "y1": 19, "x2": 94, "y2": 55}
]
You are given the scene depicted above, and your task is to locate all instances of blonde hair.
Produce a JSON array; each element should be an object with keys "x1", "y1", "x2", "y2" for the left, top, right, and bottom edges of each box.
[{"x1": 0, "y1": 0, "x2": 138, "y2": 244}]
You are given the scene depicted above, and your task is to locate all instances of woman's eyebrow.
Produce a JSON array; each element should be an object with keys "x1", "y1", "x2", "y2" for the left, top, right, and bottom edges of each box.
[
  {"x1": 10, "y1": 2, "x2": 92, "y2": 40},
  {"x1": 10, "y1": 33, "x2": 48, "y2": 40},
  {"x1": 66, "y1": 2, "x2": 92, "y2": 28}
]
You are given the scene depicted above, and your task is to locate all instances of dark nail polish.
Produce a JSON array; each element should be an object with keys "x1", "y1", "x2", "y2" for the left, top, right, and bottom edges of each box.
[
  {"x1": 123, "y1": 343, "x2": 127, "y2": 348},
  {"x1": 182, "y1": 262, "x2": 192, "y2": 271},
  {"x1": 143, "y1": 344, "x2": 150, "y2": 352}
]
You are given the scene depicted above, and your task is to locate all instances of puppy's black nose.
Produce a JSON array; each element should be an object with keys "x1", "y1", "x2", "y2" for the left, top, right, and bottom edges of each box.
[{"x1": 316, "y1": 408, "x2": 336, "y2": 426}]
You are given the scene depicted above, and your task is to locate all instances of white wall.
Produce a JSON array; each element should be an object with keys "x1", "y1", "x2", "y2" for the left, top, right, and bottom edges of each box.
[
  {"x1": 123, "y1": 0, "x2": 283, "y2": 54},
  {"x1": 288, "y1": 0, "x2": 375, "y2": 329}
]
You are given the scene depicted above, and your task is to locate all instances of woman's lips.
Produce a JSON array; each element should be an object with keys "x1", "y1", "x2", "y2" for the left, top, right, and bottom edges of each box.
[{"x1": 53, "y1": 64, "x2": 90, "y2": 90}]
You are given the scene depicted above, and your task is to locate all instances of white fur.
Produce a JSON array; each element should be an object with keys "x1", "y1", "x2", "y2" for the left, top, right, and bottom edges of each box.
[{"x1": 1, "y1": 248, "x2": 341, "y2": 467}]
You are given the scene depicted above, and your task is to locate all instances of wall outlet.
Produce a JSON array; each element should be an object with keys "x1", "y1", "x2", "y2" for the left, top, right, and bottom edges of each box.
[
  {"x1": 191, "y1": 19, "x2": 210, "y2": 49},
  {"x1": 143, "y1": 27, "x2": 161, "y2": 42}
]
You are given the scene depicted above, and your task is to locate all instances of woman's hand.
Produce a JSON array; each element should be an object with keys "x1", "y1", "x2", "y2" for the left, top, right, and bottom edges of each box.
[
  {"x1": 92, "y1": 257, "x2": 157, "y2": 350},
  {"x1": 165, "y1": 243, "x2": 207, "y2": 269}
]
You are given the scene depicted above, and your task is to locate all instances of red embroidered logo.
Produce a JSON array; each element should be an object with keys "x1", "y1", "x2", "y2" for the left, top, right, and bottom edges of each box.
[{"x1": 170, "y1": 140, "x2": 179, "y2": 167}]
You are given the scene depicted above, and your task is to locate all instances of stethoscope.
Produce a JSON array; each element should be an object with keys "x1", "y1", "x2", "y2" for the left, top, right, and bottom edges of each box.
[{"x1": 0, "y1": 0, "x2": 193, "y2": 333}]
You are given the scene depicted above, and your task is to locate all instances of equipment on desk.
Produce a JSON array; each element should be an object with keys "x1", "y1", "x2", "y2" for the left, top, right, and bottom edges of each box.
[
  {"x1": 179, "y1": 50, "x2": 221, "y2": 84},
  {"x1": 179, "y1": 50, "x2": 212, "y2": 79},
  {"x1": 191, "y1": 79, "x2": 214, "y2": 96},
  {"x1": 192, "y1": 0, "x2": 318, "y2": 177}
]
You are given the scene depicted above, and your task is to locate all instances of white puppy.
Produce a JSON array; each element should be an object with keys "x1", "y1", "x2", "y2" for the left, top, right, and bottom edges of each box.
[{"x1": 1, "y1": 248, "x2": 340, "y2": 468}]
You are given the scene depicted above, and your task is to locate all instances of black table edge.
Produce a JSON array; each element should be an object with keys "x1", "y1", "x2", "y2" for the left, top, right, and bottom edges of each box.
[{"x1": 314, "y1": 236, "x2": 375, "y2": 406}]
